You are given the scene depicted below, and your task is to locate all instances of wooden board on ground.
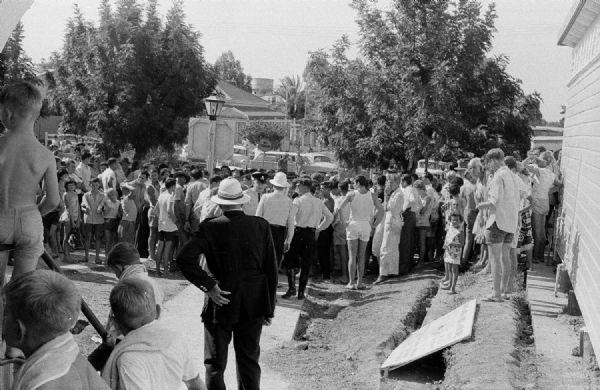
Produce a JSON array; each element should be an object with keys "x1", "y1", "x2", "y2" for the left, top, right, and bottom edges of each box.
[{"x1": 381, "y1": 299, "x2": 477, "y2": 372}]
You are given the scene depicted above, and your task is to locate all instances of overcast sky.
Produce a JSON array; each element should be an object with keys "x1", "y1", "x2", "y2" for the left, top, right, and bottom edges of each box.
[{"x1": 20, "y1": 0, "x2": 573, "y2": 120}]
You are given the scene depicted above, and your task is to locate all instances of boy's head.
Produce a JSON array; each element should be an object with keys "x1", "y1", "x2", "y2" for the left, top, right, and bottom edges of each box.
[
  {"x1": 90, "y1": 177, "x2": 100, "y2": 190},
  {"x1": 65, "y1": 180, "x2": 76, "y2": 192},
  {"x1": 110, "y1": 278, "x2": 157, "y2": 335},
  {"x1": 3, "y1": 270, "x2": 81, "y2": 357},
  {"x1": 449, "y1": 212, "x2": 463, "y2": 227},
  {"x1": 107, "y1": 242, "x2": 141, "y2": 278},
  {"x1": 0, "y1": 81, "x2": 43, "y2": 128},
  {"x1": 106, "y1": 188, "x2": 118, "y2": 201}
]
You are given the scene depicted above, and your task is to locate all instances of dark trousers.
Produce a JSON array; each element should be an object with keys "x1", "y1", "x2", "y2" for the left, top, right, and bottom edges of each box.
[
  {"x1": 204, "y1": 318, "x2": 263, "y2": 390},
  {"x1": 136, "y1": 204, "x2": 150, "y2": 258},
  {"x1": 317, "y1": 226, "x2": 333, "y2": 278},
  {"x1": 399, "y1": 211, "x2": 417, "y2": 275},
  {"x1": 283, "y1": 227, "x2": 316, "y2": 294},
  {"x1": 269, "y1": 224, "x2": 286, "y2": 268}
]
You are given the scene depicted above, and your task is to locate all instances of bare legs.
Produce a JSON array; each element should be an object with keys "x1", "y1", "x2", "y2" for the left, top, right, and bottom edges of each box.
[{"x1": 347, "y1": 239, "x2": 368, "y2": 288}]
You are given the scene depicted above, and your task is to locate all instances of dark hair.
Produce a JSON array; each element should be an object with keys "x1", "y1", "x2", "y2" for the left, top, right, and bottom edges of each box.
[
  {"x1": 401, "y1": 174, "x2": 413, "y2": 186},
  {"x1": 174, "y1": 171, "x2": 187, "y2": 179},
  {"x1": 107, "y1": 157, "x2": 118, "y2": 165},
  {"x1": 164, "y1": 178, "x2": 176, "y2": 189},
  {"x1": 321, "y1": 181, "x2": 334, "y2": 190},
  {"x1": 107, "y1": 242, "x2": 140, "y2": 267},
  {"x1": 449, "y1": 211, "x2": 464, "y2": 222},
  {"x1": 354, "y1": 175, "x2": 368, "y2": 188},
  {"x1": 451, "y1": 176, "x2": 464, "y2": 187},
  {"x1": 81, "y1": 151, "x2": 92, "y2": 161},
  {"x1": 338, "y1": 179, "x2": 350, "y2": 192},
  {"x1": 90, "y1": 177, "x2": 100, "y2": 185},
  {"x1": 376, "y1": 175, "x2": 386, "y2": 186},
  {"x1": 65, "y1": 180, "x2": 77, "y2": 190},
  {"x1": 57, "y1": 169, "x2": 69, "y2": 181},
  {"x1": 190, "y1": 169, "x2": 203, "y2": 180},
  {"x1": 434, "y1": 182, "x2": 443, "y2": 193},
  {"x1": 209, "y1": 175, "x2": 223, "y2": 185},
  {"x1": 424, "y1": 172, "x2": 434, "y2": 182},
  {"x1": 505, "y1": 156, "x2": 517, "y2": 170},
  {"x1": 449, "y1": 183, "x2": 461, "y2": 197},
  {"x1": 298, "y1": 178, "x2": 313, "y2": 189}
]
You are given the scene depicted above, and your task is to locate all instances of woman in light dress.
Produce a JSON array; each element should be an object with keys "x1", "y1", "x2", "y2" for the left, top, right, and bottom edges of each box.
[{"x1": 374, "y1": 173, "x2": 404, "y2": 284}]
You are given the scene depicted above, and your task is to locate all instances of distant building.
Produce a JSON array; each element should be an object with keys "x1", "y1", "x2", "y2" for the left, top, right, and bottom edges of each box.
[
  {"x1": 251, "y1": 78, "x2": 274, "y2": 97},
  {"x1": 557, "y1": 0, "x2": 600, "y2": 359},
  {"x1": 531, "y1": 126, "x2": 563, "y2": 151}
]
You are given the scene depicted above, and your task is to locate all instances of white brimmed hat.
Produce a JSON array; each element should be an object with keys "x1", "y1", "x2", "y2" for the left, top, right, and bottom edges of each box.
[
  {"x1": 211, "y1": 177, "x2": 251, "y2": 205},
  {"x1": 269, "y1": 172, "x2": 290, "y2": 188}
]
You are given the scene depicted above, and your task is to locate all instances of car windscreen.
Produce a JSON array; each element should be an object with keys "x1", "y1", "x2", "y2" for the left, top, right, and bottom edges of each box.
[{"x1": 312, "y1": 155, "x2": 331, "y2": 163}]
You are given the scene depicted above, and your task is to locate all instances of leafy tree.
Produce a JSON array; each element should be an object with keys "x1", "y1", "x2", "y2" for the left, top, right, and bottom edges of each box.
[
  {"x1": 214, "y1": 50, "x2": 252, "y2": 92},
  {"x1": 239, "y1": 120, "x2": 287, "y2": 150},
  {"x1": 50, "y1": 0, "x2": 216, "y2": 159},
  {"x1": 0, "y1": 22, "x2": 35, "y2": 86},
  {"x1": 305, "y1": 0, "x2": 542, "y2": 169}
]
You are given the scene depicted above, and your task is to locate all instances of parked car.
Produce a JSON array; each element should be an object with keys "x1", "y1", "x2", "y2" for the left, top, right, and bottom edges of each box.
[
  {"x1": 301, "y1": 153, "x2": 338, "y2": 174},
  {"x1": 249, "y1": 151, "x2": 298, "y2": 172},
  {"x1": 415, "y1": 159, "x2": 444, "y2": 178}
]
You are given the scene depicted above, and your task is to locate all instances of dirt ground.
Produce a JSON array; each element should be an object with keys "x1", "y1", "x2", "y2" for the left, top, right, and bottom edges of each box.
[
  {"x1": 9, "y1": 251, "x2": 189, "y2": 356},
  {"x1": 263, "y1": 264, "x2": 443, "y2": 390}
]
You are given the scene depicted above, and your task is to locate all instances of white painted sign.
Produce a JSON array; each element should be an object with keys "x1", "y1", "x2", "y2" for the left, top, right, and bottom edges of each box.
[{"x1": 381, "y1": 299, "x2": 477, "y2": 372}]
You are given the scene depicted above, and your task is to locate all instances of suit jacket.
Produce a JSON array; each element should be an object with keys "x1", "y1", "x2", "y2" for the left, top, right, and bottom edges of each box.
[{"x1": 177, "y1": 210, "x2": 278, "y2": 324}]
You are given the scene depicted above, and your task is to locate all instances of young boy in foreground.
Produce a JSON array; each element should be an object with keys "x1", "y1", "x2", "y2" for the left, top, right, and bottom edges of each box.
[
  {"x1": 0, "y1": 81, "x2": 60, "y2": 279},
  {"x1": 4, "y1": 270, "x2": 109, "y2": 389},
  {"x1": 102, "y1": 278, "x2": 205, "y2": 390}
]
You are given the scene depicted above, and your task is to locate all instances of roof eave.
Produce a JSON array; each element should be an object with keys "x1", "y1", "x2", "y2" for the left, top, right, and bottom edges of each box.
[{"x1": 558, "y1": 0, "x2": 600, "y2": 47}]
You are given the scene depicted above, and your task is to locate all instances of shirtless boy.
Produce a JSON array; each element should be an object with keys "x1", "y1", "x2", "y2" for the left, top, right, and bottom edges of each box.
[{"x1": 0, "y1": 81, "x2": 60, "y2": 282}]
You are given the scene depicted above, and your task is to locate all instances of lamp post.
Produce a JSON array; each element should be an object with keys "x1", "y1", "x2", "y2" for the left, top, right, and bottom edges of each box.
[{"x1": 204, "y1": 95, "x2": 225, "y2": 175}]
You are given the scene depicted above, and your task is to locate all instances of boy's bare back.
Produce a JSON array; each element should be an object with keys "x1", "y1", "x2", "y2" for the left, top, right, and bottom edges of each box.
[
  {"x1": 0, "y1": 81, "x2": 59, "y2": 214},
  {"x1": 0, "y1": 131, "x2": 56, "y2": 210}
]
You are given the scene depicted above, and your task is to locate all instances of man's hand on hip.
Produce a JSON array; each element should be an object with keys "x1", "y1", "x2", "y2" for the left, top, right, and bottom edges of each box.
[{"x1": 207, "y1": 284, "x2": 231, "y2": 306}]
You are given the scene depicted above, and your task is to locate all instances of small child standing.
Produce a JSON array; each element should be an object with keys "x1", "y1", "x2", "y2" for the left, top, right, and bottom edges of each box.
[
  {"x1": 118, "y1": 184, "x2": 137, "y2": 244},
  {"x1": 60, "y1": 180, "x2": 80, "y2": 263},
  {"x1": 101, "y1": 188, "x2": 120, "y2": 260},
  {"x1": 442, "y1": 212, "x2": 465, "y2": 294}
]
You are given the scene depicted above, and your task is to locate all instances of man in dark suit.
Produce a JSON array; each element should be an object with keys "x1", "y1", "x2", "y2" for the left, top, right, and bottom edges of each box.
[{"x1": 177, "y1": 177, "x2": 278, "y2": 390}]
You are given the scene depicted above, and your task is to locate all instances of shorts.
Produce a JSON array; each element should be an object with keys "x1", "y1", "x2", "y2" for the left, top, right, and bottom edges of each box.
[
  {"x1": 158, "y1": 230, "x2": 178, "y2": 242},
  {"x1": 485, "y1": 222, "x2": 514, "y2": 245},
  {"x1": 84, "y1": 223, "x2": 104, "y2": 239},
  {"x1": 43, "y1": 210, "x2": 60, "y2": 230},
  {"x1": 0, "y1": 205, "x2": 44, "y2": 262},
  {"x1": 104, "y1": 218, "x2": 119, "y2": 232},
  {"x1": 346, "y1": 220, "x2": 371, "y2": 242}
]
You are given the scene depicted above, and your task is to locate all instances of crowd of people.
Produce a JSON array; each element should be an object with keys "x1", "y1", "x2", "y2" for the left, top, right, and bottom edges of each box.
[{"x1": 0, "y1": 80, "x2": 563, "y2": 389}]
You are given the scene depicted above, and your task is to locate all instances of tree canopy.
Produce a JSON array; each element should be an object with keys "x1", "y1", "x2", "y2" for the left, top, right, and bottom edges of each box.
[
  {"x1": 239, "y1": 120, "x2": 287, "y2": 151},
  {"x1": 0, "y1": 22, "x2": 35, "y2": 87},
  {"x1": 49, "y1": 0, "x2": 216, "y2": 158},
  {"x1": 304, "y1": 0, "x2": 543, "y2": 169},
  {"x1": 214, "y1": 50, "x2": 252, "y2": 92}
]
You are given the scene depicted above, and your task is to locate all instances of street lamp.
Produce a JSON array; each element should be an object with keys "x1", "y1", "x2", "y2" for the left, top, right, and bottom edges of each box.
[{"x1": 204, "y1": 95, "x2": 225, "y2": 174}]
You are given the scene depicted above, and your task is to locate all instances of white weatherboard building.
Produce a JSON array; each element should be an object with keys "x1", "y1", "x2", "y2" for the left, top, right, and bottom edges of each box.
[{"x1": 557, "y1": 0, "x2": 600, "y2": 358}]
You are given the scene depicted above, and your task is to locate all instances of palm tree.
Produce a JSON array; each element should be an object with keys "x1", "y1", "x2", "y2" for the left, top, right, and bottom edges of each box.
[{"x1": 275, "y1": 75, "x2": 305, "y2": 120}]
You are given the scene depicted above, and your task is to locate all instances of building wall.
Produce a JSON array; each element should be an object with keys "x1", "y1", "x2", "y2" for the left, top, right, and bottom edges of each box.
[{"x1": 557, "y1": 9, "x2": 600, "y2": 357}]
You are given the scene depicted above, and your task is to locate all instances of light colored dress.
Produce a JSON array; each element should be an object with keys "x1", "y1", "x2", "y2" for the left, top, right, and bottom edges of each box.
[{"x1": 378, "y1": 188, "x2": 404, "y2": 276}]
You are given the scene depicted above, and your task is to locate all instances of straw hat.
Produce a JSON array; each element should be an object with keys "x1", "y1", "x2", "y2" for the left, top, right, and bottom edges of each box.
[
  {"x1": 211, "y1": 177, "x2": 251, "y2": 205},
  {"x1": 269, "y1": 172, "x2": 290, "y2": 188}
]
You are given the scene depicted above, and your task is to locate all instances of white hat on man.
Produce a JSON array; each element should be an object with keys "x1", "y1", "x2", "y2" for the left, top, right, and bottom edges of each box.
[
  {"x1": 269, "y1": 172, "x2": 290, "y2": 188},
  {"x1": 211, "y1": 177, "x2": 251, "y2": 205}
]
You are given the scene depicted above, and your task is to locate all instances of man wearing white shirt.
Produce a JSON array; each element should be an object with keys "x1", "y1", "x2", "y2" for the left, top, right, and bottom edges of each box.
[
  {"x1": 477, "y1": 149, "x2": 519, "y2": 302},
  {"x1": 256, "y1": 172, "x2": 296, "y2": 267},
  {"x1": 399, "y1": 175, "x2": 421, "y2": 275},
  {"x1": 282, "y1": 178, "x2": 333, "y2": 300},
  {"x1": 75, "y1": 151, "x2": 92, "y2": 193},
  {"x1": 102, "y1": 158, "x2": 119, "y2": 193}
]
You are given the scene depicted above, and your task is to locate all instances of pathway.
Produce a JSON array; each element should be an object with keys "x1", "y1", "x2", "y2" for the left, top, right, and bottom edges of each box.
[
  {"x1": 160, "y1": 274, "x2": 300, "y2": 389},
  {"x1": 527, "y1": 263, "x2": 592, "y2": 389}
]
